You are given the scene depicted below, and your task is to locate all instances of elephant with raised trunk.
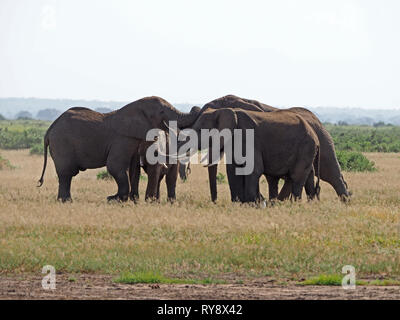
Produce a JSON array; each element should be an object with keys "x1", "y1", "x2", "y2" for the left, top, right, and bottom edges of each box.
[
  {"x1": 187, "y1": 108, "x2": 321, "y2": 202},
  {"x1": 37, "y1": 96, "x2": 199, "y2": 202},
  {"x1": 183, "y1": 95, "x2": 349, "y2": 202}
]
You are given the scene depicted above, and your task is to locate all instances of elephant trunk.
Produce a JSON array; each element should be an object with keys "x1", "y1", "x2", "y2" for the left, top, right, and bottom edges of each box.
[{"x1": 164, "y1": 106, "x2": 202, "y2": 129}]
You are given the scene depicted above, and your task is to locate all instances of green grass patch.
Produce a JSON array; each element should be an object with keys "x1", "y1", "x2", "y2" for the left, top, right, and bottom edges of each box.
[
  {"x1": 299, "y1": 274, "x2": 344, "y2": 286},
  {"x1": 96, "y1": 170, "x2": 113, "y2": 180},
  {"x1": 298, "y1": 274, "x2": 400, "y2": 286},
  {"x1": 216, "y1": 172, "x2": 226, "y2": 184},
  {"x1": 114, "y1": 271, "x2": 225, "y2": 285}
]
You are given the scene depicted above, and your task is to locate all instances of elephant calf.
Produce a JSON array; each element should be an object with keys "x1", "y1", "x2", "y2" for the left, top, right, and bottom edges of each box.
[{"x1": 129, "y1": 139, "x2": 179, "y2": 203}]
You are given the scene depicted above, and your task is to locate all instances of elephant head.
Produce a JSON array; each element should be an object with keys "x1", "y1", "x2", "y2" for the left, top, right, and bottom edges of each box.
[{"x1": 109, "y1": 96, "x2": 201, "y2": 141}]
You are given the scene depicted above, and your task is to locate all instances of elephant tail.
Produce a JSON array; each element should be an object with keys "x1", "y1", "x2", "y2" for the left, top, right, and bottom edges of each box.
[
  {"x1": 315, "y1": 146, "x2": 321, "y2": 200},
  {"x1": 37, "y1": 132, "x2": 50, "y2": 187}
]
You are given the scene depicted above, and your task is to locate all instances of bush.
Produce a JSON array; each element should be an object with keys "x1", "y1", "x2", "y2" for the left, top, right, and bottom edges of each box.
[
  {"x1": 326, "y1": 124, "x2": 400, "y2": 153},
  {"x1": 96, "y1": 170, "x2": 113, "y2": 180},
  {"x1": 336, "y1": 151, "x2": 376, "y2": 172},
  {"x1": 0, "y1": 120, "x2": 49, "y2": 150},
  {"x1": 29, "y1": 143, "x2": 43, "y2": 155}
]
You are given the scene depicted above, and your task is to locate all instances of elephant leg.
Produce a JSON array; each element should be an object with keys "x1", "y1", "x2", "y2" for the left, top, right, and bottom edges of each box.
[
  {"x1": 244, "y1": 173, "x2": 261, "y2": 203},
  {"x1": 208, "y1": 165, "x2": 218, "y2": 203},
  {"x1": 266, "y1": 176, "x2": 280, "y2": 200},
  {"x1": 57, "y1": 175, "x2": 73, "y2": 202},
  {"x1": 128, "y1": 154, "x2": 141, "y2": 203},
  {"x1": 277, "y1": 180, "x2": 292, "y2": 201},
  {"x1": 166, "y1": 165, "x2": 178, "y2": 203},
  {"x1": 226, "y1": 163, "x2": 243, "y2": 202},
  {"x1": 156, "y1": 173, "x2": 164, "y2": 201},
  {"x1": 290, "y1": 166, "x2": 312, "y2": 201},
  {"x1": 145, "y1": 165, "x2": 161, "y2": 202},
  {"x1": 106, "y1": 162, "x2": 130, "y2": 203},
  {"x1": 304, "y1": 168, "x2": 317, "y2": 201}
]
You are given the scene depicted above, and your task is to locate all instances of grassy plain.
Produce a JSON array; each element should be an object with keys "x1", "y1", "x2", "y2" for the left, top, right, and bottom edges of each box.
[{"x1": 0, "y1": 149, "x2": 400, "y2": 283}]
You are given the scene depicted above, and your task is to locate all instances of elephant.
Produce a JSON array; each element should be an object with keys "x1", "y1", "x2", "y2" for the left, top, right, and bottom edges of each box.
[
  {"x1": 183, "y1": 95, "x2": 349, "y2": 202},
  {"x1": 129, "y1": 137, "x2": 179, "y2": 203},
  {"x1": 187, "y1": 108, "x2": 321, "y2": 202},
  {"x1": 178, "y1": 161, "x2": 191, "y2": 181},
  {"x1": 37, "y1": 96, "x2": 199, "y2": 202}
]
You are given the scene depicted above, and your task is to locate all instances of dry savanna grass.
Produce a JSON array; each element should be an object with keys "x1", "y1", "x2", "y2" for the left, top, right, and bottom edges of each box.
[{"x1": 1, "y1": 149, "x2": 400, "y2": 282}]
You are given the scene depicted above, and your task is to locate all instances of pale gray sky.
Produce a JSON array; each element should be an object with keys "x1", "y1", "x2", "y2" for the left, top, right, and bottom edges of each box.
[{"x1": 0, "y1": 0, "x2": 399, "y2": 108}]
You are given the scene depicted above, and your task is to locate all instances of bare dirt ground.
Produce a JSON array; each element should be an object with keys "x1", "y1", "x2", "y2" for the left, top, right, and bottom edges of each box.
[{"x1": 1, "y1": 274, "x2": 400, "y2": 300}]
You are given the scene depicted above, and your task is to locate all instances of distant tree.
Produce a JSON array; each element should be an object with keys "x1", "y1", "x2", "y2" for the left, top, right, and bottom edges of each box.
[
  {"x1": 338, "y1": 121, "x2": 348, "y2": 126},
  {"x1": 36, "y1": 109, "x2": 62, "y2": 121},
  {"x1": 95, "y1": 107, "x2": 113, "y2": 113},
  {"x1": 373, "y1": 121, "x2": 386, "y2": 127},
  {"x1": 0, "y1": 114, "x2": 5, "y2": 120},
  {"x1": 15, "y1": 111, "x2": 33, "y2": 120}
]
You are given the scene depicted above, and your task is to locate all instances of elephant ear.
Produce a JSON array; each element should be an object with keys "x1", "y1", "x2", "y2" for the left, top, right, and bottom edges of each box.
[
  {"x1": 234, "y1": 109, "x2": 257, "y2": 130},
  {"x1": 110, "y1": 109, "x2": 154, "y2": 141},
  {"x1": 215, "y1": 108, "x2": 238, "y2": 131}
]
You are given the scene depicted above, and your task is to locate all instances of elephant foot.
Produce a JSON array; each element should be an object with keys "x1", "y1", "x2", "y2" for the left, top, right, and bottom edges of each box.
[
  {"x1": 129, "y1": 193, "x2": 139, "y2": 204},
  {"x1": 57, "y1": 197, "x2": 72, "y2": 203},
  {"x1": 107, "y1": 194, "x2": 128, "y2": 202},
  {"x1": 145, "y1": 196, "x2": 160, "y2": 203},
  {"x1": 167, "y1": 197, "x2": 176, "y2": 204}
]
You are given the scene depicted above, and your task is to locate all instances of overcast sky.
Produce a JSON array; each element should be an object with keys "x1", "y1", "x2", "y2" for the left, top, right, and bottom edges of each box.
[{"x1": 0, "y1": 0, "x2": 399, "y2": 108}]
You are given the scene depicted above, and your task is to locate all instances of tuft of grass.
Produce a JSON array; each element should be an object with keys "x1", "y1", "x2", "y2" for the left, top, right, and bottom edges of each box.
[
  {"x1": 216, "y1": 172, "x2": 226, "y2": 184},
  {"x1": 96, "y1": 170, "x2": 113, "y2": 180},
  {"x1": 298, "y1": 274, "x2": 400, "y2": 286},
  {"x1": 367, "y1": 279, "x2": 400, "y2": 286},
  {"x1": 0, "y1": 155, "x2": 14, "y2": 170},
  {"x1": 298, "y1": 274, "x2": 344, "y2": 286},
  {"x1": 114, "y1": 271, "x2": 225, "y2": 285}
]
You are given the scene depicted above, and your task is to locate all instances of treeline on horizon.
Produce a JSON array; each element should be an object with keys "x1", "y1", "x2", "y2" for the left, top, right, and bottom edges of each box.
[{"x1": 1, "y1": 97, "x2": 400, "y2": 125}]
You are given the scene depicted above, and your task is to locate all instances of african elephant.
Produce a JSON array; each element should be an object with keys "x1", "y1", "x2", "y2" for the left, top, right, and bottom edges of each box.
[
  {"x1": 187, "y1": 108, "x2": 321, "y2": 202},
  {"x1": 184, "y1": 95, "x2": 349, "y2": 202},
  {"x1": 37, "y1": 96, "x2": 198, "y2": 202},
  {"x1": 129, "y1": 137, "x2": 179, "y2": 203}
]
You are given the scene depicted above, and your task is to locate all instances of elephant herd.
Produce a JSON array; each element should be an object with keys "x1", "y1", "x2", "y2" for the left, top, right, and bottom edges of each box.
[{"x1": 37, "y1": 95, "x2": 351, "y2": 205}]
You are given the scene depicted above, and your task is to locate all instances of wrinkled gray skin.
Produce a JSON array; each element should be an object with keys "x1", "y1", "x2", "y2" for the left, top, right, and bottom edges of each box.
[
  {"x1": 129, "y1": 140, "x2": 179, "y2": 203},
  {"x1": 189, "y1": 108, "x2": 321, "y2": 202},
  {"x1": 37, "y1": 96, "x2": 198, "y2": 202},
  {"x1": 183, "y1": 95, "x2": 349, "y2": 203},
  {"x1": 178, "y1": 162, "x2": 191, "y2": 181}
]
